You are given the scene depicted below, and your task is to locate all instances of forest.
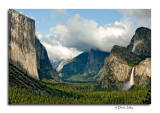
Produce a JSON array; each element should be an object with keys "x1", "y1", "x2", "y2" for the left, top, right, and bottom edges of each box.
[{"x1": 9, "y1": 78, "x2": 151, "y2": 104}]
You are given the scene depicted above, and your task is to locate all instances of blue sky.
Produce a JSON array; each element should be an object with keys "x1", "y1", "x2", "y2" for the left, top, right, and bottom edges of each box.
[
  {"x1": 14, "y1": 9, "x2": 151, "y2": 61},
  {"x1": 15, "y1": 9, "x2": 123, "y2": 34}
]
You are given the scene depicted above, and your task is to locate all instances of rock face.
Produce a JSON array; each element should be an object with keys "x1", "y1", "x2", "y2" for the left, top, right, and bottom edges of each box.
[
  {"x1": 8, "y1": 9, "x2": 60, "y2": 81},
  {"x1": 60, "y1": 49, "x2": 110, "y2": 79},
  {"x1": 100, "y1": 27, "x2": 151, "y2": 89},
  {"x1": 100, "y1": 55, "x2": 131, "y2": 82},
  {"x1": 84, "y1": 49, "x2": 110, "y2": 74},
  {"x1": 127, "y1": 27, "x2": 151, "y2": 58},
  {"x1": 99, "y1": 56, "x2": 132, "y2": 89},
  {"x1": 100, "y1": 45, "x2": 141, "y2": 88},
  {"x1": 35, "y1": 38, "x2": 60, "y2": 80},
  {"x1": 135, "y1": 57, "x2": 151, "y2": 86},
  {"x1": 8, "y1": 9, "x2": 39, "y2": 80}
]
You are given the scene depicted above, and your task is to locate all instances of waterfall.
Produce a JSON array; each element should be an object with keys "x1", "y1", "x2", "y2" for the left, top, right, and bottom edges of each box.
[
  {"x1": 121, "y1": 67, "x2": 135, "y2": 91},
  {"x1": 129, "y1": 67, "x2": 134, "y2": 86}
]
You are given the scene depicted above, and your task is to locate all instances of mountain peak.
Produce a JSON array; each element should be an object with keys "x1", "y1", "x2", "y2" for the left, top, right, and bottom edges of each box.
[
  {"x1": 127, "y1": 26, "x2": 151, "y2": 57},
  {"x1": 135, "y1": 27, "x2": 151, "y2": 37},
  {"x1": 60, "y1": 49, "x2": 110, "y2": 80},
  {"x1": 90, "y1": 48, "x2": 94, "y2": 51},
  {"x1": 100, "y1": 27, "x2": 151, "y2": 89},
  {"x1": 89, "y1": 48, "x2": 99, "y2": 52}
]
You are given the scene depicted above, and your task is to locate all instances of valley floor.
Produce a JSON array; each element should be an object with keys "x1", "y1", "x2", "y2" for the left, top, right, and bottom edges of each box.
[
  {"x1": 9, "y1": 80, "x2": 151, "y2": 104},
  {"x1": 9, "y1": 64, "x2": 151, "y2": 104}
]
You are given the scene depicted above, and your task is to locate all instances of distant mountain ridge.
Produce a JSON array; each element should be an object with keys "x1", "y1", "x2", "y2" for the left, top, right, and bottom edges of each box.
[
  {"x1": 50, "y1": 59, "x2": 70, "y2": 72},
  {"x1": 56, "y1": 60, "x2": 69, "y2": 72},
  {"x1": 60, "y1": 49, "x2": 110, "y2": 80}
]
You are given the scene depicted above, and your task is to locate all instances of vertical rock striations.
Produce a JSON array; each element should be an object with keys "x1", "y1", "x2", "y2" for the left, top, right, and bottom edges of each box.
[
  {"x1": 99, "y1": 45, "x2": 141, "y2": 89},
  {"x1": 35, "y1": 37, "x2": 60, "y2": 81},
  {"x1": 127, "y1": 27, "x2": 151, "y2": 58},
  {"x1": 8, "y1": 9, "x2": 60, "y2": 81},
  {"x1": 8, "y1": 9, "x2": 39, "y2": 80},
  {"x1": 135, "y1": 57, "x2": 151, "y2": 86},
  {"x1": 100, "y1": 27, "x2": 151, "y2": 89}
]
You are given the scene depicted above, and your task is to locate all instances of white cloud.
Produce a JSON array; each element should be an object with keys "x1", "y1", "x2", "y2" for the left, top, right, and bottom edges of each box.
[
  {"x1": 36, "y1": 33, "x2": 82, "y2": 61},
  {"x1": 119, "y1": 9, "x2": 151, "y2": 28},
  {"x1": 49, "y1": 14, "x2": 135, "y2": 52},
  {"x1": 119, "y1": 9, "x2": 151, "y2": 19},
  {"x1": 37, "y1": 10, "x2": 151, "y2": 61}
]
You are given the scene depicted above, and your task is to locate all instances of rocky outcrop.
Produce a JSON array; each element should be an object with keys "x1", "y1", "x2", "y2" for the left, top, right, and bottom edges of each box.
[
  {"x1": 100, "y1": 55, "x2": 131, "y2": 82},
  {"x1": 100, "y1": 45, "x2": 141, "y2": 88},
  {"x1": 134, "y1": 57, "x2": 151, "y2": 86},
  {"x1": 135, "y1": 57, "x2": 151, "y2": 77},
  {"x1": 8, "y1": 9, "x2": 60, "y2": 81},
  {"x1": 100, "y1": 27, "x2": 151, "y2": 89},
  {"x1": 8, "y1": 9, "x2": 39, "y2": 80},
  {"x1": 35, "y1": 38, "x2": 60, "y2": 81},
  {"x1": 60, "y1": 49, "x2": 110, "y2": 79},
  {"x1": 127, "y1": 27, "x2": 151, "y2": 58}
]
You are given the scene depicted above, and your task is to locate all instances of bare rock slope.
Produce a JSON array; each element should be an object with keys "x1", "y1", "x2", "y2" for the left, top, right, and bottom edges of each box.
[
  {"x1": 127, "y1": 27, "x2": 151, "y2": 58},
  {"x1": 8, "y1": 9, "x2": 39, "y2": 80},
  {"x1": 8, "y1": 9, "x2": 60, "y2": 81},
  {"x1": 100, "y1": 27, "x2": 151, "y2": 89},
  {"x1": 35, "y1": 37, "x2": 60, "y2": 80}
]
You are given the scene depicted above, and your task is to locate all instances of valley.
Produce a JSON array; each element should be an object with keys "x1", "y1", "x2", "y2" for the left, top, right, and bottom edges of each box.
[
  {"x1": 9, "y1": 65, "x2": 151, "y2": 104},
  {"x1": 8, "y1": 9, "x2": 151, "y2": 104}
]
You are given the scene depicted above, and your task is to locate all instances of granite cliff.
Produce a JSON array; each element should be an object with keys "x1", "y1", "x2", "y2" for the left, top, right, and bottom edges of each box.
[
  {"x1": 8, "y1": 9, "x2": 39, "y2": 80},
  {"x1": 8, "y1": 9, "x2": 60, "y2": 81},
  {"x1": 127, "y1": 27, "x2": 151, "y2": 58},
  {"x1": 99, "y1": 45, "x2": 141, "y2": 89},
  {"x1": 134, "y1": 57, "x2": 151, "y2": 87},
  {"x1": 35, "y1": 37, "x2": 60, "y2": 80},
  {"x1": 100, "y1": 27, "x2": 151, "y2": 89}
]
